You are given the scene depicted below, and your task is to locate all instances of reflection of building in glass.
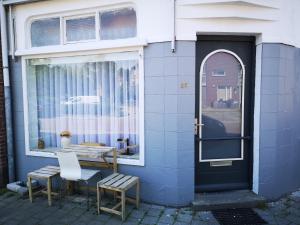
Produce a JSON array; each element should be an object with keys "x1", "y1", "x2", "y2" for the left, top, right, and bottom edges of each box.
[{"x1": 202, "y1": 52, "x2": 242, "y2": 109}]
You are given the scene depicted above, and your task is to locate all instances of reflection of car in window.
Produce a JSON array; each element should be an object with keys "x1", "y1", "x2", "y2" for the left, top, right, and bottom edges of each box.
[
  {"x1": 202, "y1": 115, "x2": 226, "y2": 137},
  {"x1": 61, "y1": 96, "x2": 101, "y2": 105}
]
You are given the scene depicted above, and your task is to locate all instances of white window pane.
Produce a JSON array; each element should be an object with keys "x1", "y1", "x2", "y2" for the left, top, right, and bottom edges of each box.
[
  {"x1": 31, "y1": 18, "x2": 60, "y2": 47},
  {"x1": 100, "y1": 8, "x2": 136, "y2": 40},
  {"x1": 66, "y1": 16, "x2": 96, "y2": 42},
  {"x1": 26, "y1": 53, "x2": 140, "y2": 159}
]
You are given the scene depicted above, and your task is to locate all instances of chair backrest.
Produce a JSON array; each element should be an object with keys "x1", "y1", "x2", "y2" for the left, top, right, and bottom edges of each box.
[{"x1": 57, "y1": 151, "x2": 81, "y2": 181}]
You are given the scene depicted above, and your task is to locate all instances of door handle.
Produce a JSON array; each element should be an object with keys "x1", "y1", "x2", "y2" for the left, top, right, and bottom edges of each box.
[{"x1": 194, "y1": 118, "x2": 204, "y2": 135}]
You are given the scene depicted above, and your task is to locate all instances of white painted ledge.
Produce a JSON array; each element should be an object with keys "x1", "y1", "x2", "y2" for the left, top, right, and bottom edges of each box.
[{"x1": 15, "y1": 38, "x2": 148, "y2": 57}]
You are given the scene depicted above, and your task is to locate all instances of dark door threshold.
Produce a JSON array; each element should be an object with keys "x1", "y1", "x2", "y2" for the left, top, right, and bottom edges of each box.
[{"x1": 192, "y1": 190, "x2": 266, "y2": 211}]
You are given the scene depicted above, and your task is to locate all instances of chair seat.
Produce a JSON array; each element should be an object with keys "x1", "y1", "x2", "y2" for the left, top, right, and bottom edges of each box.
[{"x1": 81, "y1": 169, "x2": 100, "y2": 181}]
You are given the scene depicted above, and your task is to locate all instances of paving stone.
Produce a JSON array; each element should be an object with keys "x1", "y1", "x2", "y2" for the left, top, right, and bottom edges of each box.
[
  {"x1": 105, "y1": 217, "x2": 123, "y2": 225},
  {"x1": 3, "y1": 189, "x2": 300, "y2": 225},
  {"x1": 286, "y1": 214, "x2": 300, "y2": 224},
  {"x1": 146, "y1": 208, "x2": 163, "y2": 217},
  {"x1": 191, "y1": 219, "x2": 212, "y2": 225},
  {"x1": 122, "y1": 218, "x2": 141, "y2": 225},
  {"x1": 163, "y1": 208, "x2": 178, "y2": 216},
  {"x1": 21, "y1": 217, "x2": 41, "y2": 225},
  {"x1": 195, "y1": 211, "x2": 214, "y2": 222},
  {"x1": 86, "y1": 218, "x2": 107, "y2": 225},
  {"x1": 274, "y1": 216, "x2": 291, "y2": 225},
  {"x1": 158, "y1": 214, "x2": 175, "y2": 224},
  {"x1": 96, "y1": 213, "x2": 111, "y2": 222},
  {"x1": 150, "y1": 204, "x2": 165, "y2": 210},
  {"x1": 176, "y1": 213, "x2": 193, "y2": 223},
  {"x1": 140, "y1": 215, "x2": 159, "y2": 225},
  {"x1": 0, "y1": 220, "x2": 20, "y2": 225},
  {"x1": 128, "y1": 209, "x2": 146, "y2": 219},
  {"x1": 173, "y1": 222, "x2": 191, "y2": 225}
]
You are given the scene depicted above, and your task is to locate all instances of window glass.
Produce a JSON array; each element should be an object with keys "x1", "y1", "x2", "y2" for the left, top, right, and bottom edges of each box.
[
  {"x1": 31, "y1": 18, "x2": 60, "y2": 47},
  {"x1": 212, "y1": 69, "x2": 225, "y2": 76},
  {"x1": 66, "y1": 16, "x2": 96, "y2": 42},
  {"x1": 201, "y1": 52, "x2": 243, "y2": 160},
  {"x1": 26, "y1": 53, "x2": 140, "y2": 160},
  {"x1": 100, "y1": 8, "x2": 137, "y2": 40}
]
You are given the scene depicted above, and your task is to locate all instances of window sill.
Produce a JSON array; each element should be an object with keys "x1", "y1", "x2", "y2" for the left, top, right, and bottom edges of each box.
[
  {"x1": 26, "y1": 148, "x2": 144, "y2": 166},
  {"x1": 16, "y1": 38, "x2": 147, "y2": 57}
]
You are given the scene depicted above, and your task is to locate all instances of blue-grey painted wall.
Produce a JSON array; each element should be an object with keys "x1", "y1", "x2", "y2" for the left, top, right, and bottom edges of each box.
[
  {"x1": 258, "y1": 43, "x2": 300, "y2": 199},
  {"x1": 10, "y1": 41, "x2": 196, "y2": 206},
  {"x1": 11, "y1": 41, "x2": 300, "y2": 205}
]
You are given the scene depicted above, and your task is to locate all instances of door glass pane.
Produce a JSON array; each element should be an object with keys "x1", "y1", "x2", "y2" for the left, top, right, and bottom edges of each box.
[{"x1": 201, "y1": 52, "x2": 243, "y2": 160}]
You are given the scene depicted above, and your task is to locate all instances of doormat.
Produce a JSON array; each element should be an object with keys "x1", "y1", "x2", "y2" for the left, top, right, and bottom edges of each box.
[{"x1": 212, "y1": 208, "x2": 267, "y2": 225}]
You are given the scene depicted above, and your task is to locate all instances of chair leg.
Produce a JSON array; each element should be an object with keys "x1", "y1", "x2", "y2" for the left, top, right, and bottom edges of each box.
[
  {"x1": 27, "y1": 176, "x2": 33, "y2": 203},
  {"x1": 47, "y1": 178, "x2": 52, "y2": 206}
]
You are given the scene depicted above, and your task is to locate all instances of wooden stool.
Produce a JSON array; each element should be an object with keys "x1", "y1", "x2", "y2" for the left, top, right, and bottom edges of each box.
[
  {"x1": 27, "y1": 166, "x2": 60, "y2": 206},
  {"x1": 97, "y1": 173, "x2": 140, "y2": 221}
]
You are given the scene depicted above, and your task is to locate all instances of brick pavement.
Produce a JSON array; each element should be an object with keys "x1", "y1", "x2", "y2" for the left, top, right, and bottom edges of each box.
[{"x1": 1, "y1": 189, "x2": 300, "y2": 225}]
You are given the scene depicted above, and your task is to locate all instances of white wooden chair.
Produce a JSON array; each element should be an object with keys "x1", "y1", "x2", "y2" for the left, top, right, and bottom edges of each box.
[{"x1": 57, "y1": 151, "x2": 101, "y2": 210}]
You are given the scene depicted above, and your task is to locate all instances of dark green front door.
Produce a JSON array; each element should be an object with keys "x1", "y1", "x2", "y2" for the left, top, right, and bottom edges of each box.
[{"x1": 195, "y1": 36, "x2": 255, "y2": 192}]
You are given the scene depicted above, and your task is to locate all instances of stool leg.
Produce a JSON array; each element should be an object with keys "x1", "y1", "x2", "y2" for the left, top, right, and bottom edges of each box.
[
  {"x1": 136, "y1": 180, "x2": 140, "y2": 209},
  {"x1": 86, "y1": 181, "x2": 90, "y2": 211},
  {"x1": 97, "y1": 186, "x2": 101, "y2": 215},
  {"x1": 27, "y1": 176, "x2": 33, "y2": 203},
  {"x1": 121, "y1": 191, "x2": 125, "y2": 221},
  {"x1": 47, "y1": 178, "x2": 52, "y2": 206}
]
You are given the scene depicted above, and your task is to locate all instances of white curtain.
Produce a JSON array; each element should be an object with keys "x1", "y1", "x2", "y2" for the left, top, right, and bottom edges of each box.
[{"x1": 28, "y1": 55, "x2": 139, "y2": 151}]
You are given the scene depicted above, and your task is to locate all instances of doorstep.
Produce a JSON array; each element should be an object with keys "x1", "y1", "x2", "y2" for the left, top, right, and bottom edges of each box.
[{"x1": 192, "y1": 190, "x2": 266, "y2": 211}]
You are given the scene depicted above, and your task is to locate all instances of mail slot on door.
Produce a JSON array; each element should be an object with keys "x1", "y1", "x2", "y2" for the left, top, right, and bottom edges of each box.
[{"x1": 210, "y1": 161, "x2": 233, "y2": 167}]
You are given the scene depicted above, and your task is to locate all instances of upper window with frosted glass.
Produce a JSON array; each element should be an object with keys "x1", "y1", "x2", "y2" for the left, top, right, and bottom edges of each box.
[
  {"x1": 66, "y1": 16, "x2": 96, "y2": 42},
  {"x1": 31, "y1": 18, "x2": 60, "y2": 47},
  {"x1": 100, "y1": 8, "x2": 137, "y2": 40}
]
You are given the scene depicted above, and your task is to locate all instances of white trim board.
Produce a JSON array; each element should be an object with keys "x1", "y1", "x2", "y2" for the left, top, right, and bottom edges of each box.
[{"x1": 252, "y1": 43, "x2": 262, "y2": 194}]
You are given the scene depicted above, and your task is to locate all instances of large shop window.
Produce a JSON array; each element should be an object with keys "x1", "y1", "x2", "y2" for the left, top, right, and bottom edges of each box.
[{"x1": 26, "y1": 52, "x2": 140, "y2": 161}]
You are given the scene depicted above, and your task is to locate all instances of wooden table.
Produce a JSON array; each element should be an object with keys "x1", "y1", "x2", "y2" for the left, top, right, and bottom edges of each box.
[{"x1": 59, "y1": 144, "x2": 117, "y2": 173}]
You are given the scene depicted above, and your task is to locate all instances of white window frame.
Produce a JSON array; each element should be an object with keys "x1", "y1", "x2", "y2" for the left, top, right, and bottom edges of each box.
[
  {"x1": 21, "y1": 47, "x2": 145, "y2": 166},
  {"x1": 26, "y1": 5, "x2": 137, "y2": 49}
]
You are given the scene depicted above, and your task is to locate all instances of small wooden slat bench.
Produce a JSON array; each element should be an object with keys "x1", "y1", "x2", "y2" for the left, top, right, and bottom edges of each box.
[
  {"x1": 97, "y1": 173, "x2": 140, "y2": 221},
  {"x1": 27, "y1": 166, "x2": 60, "y2": 206}
]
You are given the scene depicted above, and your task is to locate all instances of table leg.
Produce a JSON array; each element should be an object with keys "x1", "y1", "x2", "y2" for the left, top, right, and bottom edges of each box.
[
  {"x1": 113, "y1": 149, "x2": 117, "y2": 173},
  {"x1": 27, "y1": 176, "x2": 33, "y2": 203},
  {"x1": 47, "y1": 178, "x2": 52, "y2": 206}
]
